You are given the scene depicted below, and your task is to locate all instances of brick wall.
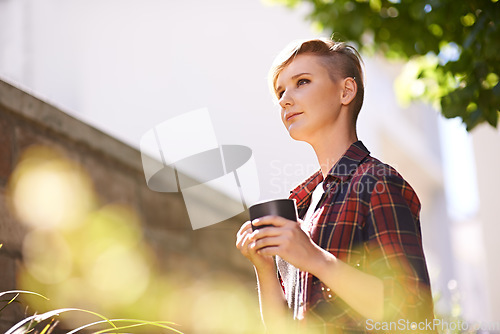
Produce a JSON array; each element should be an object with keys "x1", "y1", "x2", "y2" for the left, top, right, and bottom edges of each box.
[{"x1": 0, "y1": 79, "x2": 258, "y2": 333}]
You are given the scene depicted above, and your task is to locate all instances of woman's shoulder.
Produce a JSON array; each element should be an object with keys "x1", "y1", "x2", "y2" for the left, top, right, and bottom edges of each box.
[
  {"x1": 355, "y1": 155, "x2": 405, "y2": 183},
  {"x1": 349, "y1": 154, "x2": 418, "y2": 200},
  {"x1": 352, "y1": 155, "x2": 420, "y2": 211}
]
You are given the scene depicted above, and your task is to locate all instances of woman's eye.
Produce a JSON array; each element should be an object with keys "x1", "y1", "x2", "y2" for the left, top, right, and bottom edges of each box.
[
  {"x1": 277, "y1": 91, "x2": 284, "y2": 99},
  {"x1": 297, "y1": 78, "x2": 310, "y2": 86}
]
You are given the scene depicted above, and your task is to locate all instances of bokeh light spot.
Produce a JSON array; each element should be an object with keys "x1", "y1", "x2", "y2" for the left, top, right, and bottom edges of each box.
[
  {"x1": 9, "y1": 146, "x2": 95, "y2": 230},
  {"x1": 23, "y1": 229, "x2": 72, "y2": 284}
]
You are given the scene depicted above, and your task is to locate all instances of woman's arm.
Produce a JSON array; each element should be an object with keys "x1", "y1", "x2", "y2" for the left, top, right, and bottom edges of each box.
[
  {"x1": 253, "y1": 263, "x2": 290, "y2": 331},
  {"x1": 251, "y1": 217, "x2": 384, "y2": 320},
  {"x1": 307, "y1": 246, "x2": 384, "y2": 320},
  {"x1": 236, "y1": 221, "x2": 291, "y2": 331}
]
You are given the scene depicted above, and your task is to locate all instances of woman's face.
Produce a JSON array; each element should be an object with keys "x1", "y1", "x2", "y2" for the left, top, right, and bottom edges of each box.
[{"x1": 275, "y1": 54, "x2": 345, "y2": 145}]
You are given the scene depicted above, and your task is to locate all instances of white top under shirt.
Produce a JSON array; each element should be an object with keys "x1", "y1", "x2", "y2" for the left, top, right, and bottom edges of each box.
[{"x1": 302, "y1": 181, "x2": 325, "y2": 229}]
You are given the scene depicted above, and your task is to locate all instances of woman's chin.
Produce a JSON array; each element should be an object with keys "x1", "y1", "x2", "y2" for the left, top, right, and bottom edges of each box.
[{"x1": 287, "y1": 127, "x2": 308, "y2": 142}]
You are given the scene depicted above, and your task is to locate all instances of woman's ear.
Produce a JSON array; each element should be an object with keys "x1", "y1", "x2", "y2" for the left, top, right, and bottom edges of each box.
[{"x1": 341, "y1": 77, "x2": 357, "y2": 106}]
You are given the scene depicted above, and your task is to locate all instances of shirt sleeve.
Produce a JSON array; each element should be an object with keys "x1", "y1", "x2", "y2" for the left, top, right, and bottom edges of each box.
[{"x1": 365, "y1": 174, "x2": 435, "y2": 324}]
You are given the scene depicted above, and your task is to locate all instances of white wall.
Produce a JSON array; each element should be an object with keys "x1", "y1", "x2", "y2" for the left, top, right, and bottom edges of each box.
[{"x1": 472, "y1": 124, "x2": 500, "y2": 322}]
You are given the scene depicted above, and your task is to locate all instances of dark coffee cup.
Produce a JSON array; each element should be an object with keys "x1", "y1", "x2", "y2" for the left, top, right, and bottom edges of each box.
[{"x1": 249, "y1": 199, "x2": 298, "y2": 231}]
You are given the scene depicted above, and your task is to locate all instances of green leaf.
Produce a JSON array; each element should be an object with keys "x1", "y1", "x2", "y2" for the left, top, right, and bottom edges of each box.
[
  {"x1": 485, "y1": 108, "x2": 499, "y2": 127},
  {"x1": 465, "y1": 108, "x2": 484, "y2": 131}
]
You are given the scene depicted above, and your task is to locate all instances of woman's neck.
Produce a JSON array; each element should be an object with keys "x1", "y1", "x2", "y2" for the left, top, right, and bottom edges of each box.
[{"x1": 312, "y1": 126, "x2": 358, "y2": 179}]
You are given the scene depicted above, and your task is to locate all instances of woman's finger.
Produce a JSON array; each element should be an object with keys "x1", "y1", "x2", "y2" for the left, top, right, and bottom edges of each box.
[
  {"x1": 236, "y1": 222, "x2": 253, "y2": 249},
  {"x1": 251, "y1": 235, "x2": 286, "y2": 252},
  {"x1": 249, "y1": 225, "x2": 292, "y2": 243},
  {"x1": 252, "y1": 215, "x2": 295, "y2": 228},
  {"x1": 237, "y1": 221, "x2": 253, "y2": 237},
  {"x1": 256, "y1": 246, "x2": 281, "y2": 257}
]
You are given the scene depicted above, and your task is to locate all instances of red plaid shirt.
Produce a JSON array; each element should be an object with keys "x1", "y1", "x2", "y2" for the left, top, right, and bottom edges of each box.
[{"x1": 284, "y1": 141, "x2": 435, "y2": 333}]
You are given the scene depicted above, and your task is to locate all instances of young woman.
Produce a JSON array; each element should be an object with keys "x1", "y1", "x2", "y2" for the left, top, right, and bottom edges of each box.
[{"x1": 236, "y1": 38, "x2": 435, "y2": 333}]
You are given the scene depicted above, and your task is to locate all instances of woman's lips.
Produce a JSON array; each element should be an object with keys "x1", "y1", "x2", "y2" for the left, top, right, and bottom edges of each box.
[{"x1": 286, "y1": 112, "x2": 303, "y2": 122}]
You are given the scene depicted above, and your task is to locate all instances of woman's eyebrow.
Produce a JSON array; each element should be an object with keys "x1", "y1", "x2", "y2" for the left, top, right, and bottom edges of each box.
[
  {"x1": 292, "y1": 72, "x2": 312, "y2": 79},
  {"x1": 276, "y1": 72, "x2": 312, "y2": 92}
]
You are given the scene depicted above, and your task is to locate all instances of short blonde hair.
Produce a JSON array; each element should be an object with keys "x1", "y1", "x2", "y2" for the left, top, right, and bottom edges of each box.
[{"x1": 269, "y1": 38, "x2": 365, "y2": 121}]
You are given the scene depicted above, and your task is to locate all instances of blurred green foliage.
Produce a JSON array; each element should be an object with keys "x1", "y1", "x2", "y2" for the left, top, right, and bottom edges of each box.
[{"x1": 267, "y1": 0, "x2": 500, "y2": 131}]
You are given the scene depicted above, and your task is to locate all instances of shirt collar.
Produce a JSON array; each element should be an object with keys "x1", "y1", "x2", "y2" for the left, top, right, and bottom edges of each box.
[{"x1": 325, "y1": 140, "x2": 370, "y2": 184}]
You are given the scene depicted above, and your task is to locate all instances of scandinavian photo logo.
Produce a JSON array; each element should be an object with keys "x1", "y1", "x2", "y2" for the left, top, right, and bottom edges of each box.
[{"x1": 140, "y1": 108, "x2": 260, "y2": 229}]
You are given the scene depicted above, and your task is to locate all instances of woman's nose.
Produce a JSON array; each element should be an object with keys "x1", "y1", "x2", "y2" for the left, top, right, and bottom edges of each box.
[{"x1": 279, "y1": 90, "x2": 293, "y2": 108}]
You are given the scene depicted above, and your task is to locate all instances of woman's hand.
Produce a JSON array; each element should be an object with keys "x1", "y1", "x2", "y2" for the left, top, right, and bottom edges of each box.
[
  {"x1": 249, "y1": 215, "x2": 326, "y2": 274},
  {"x1": 236, "y1": 220, "x2": 275, "y2": 272},
  {"x1": 241, "y1": 216, "x2": 385, "y2": 321}
]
